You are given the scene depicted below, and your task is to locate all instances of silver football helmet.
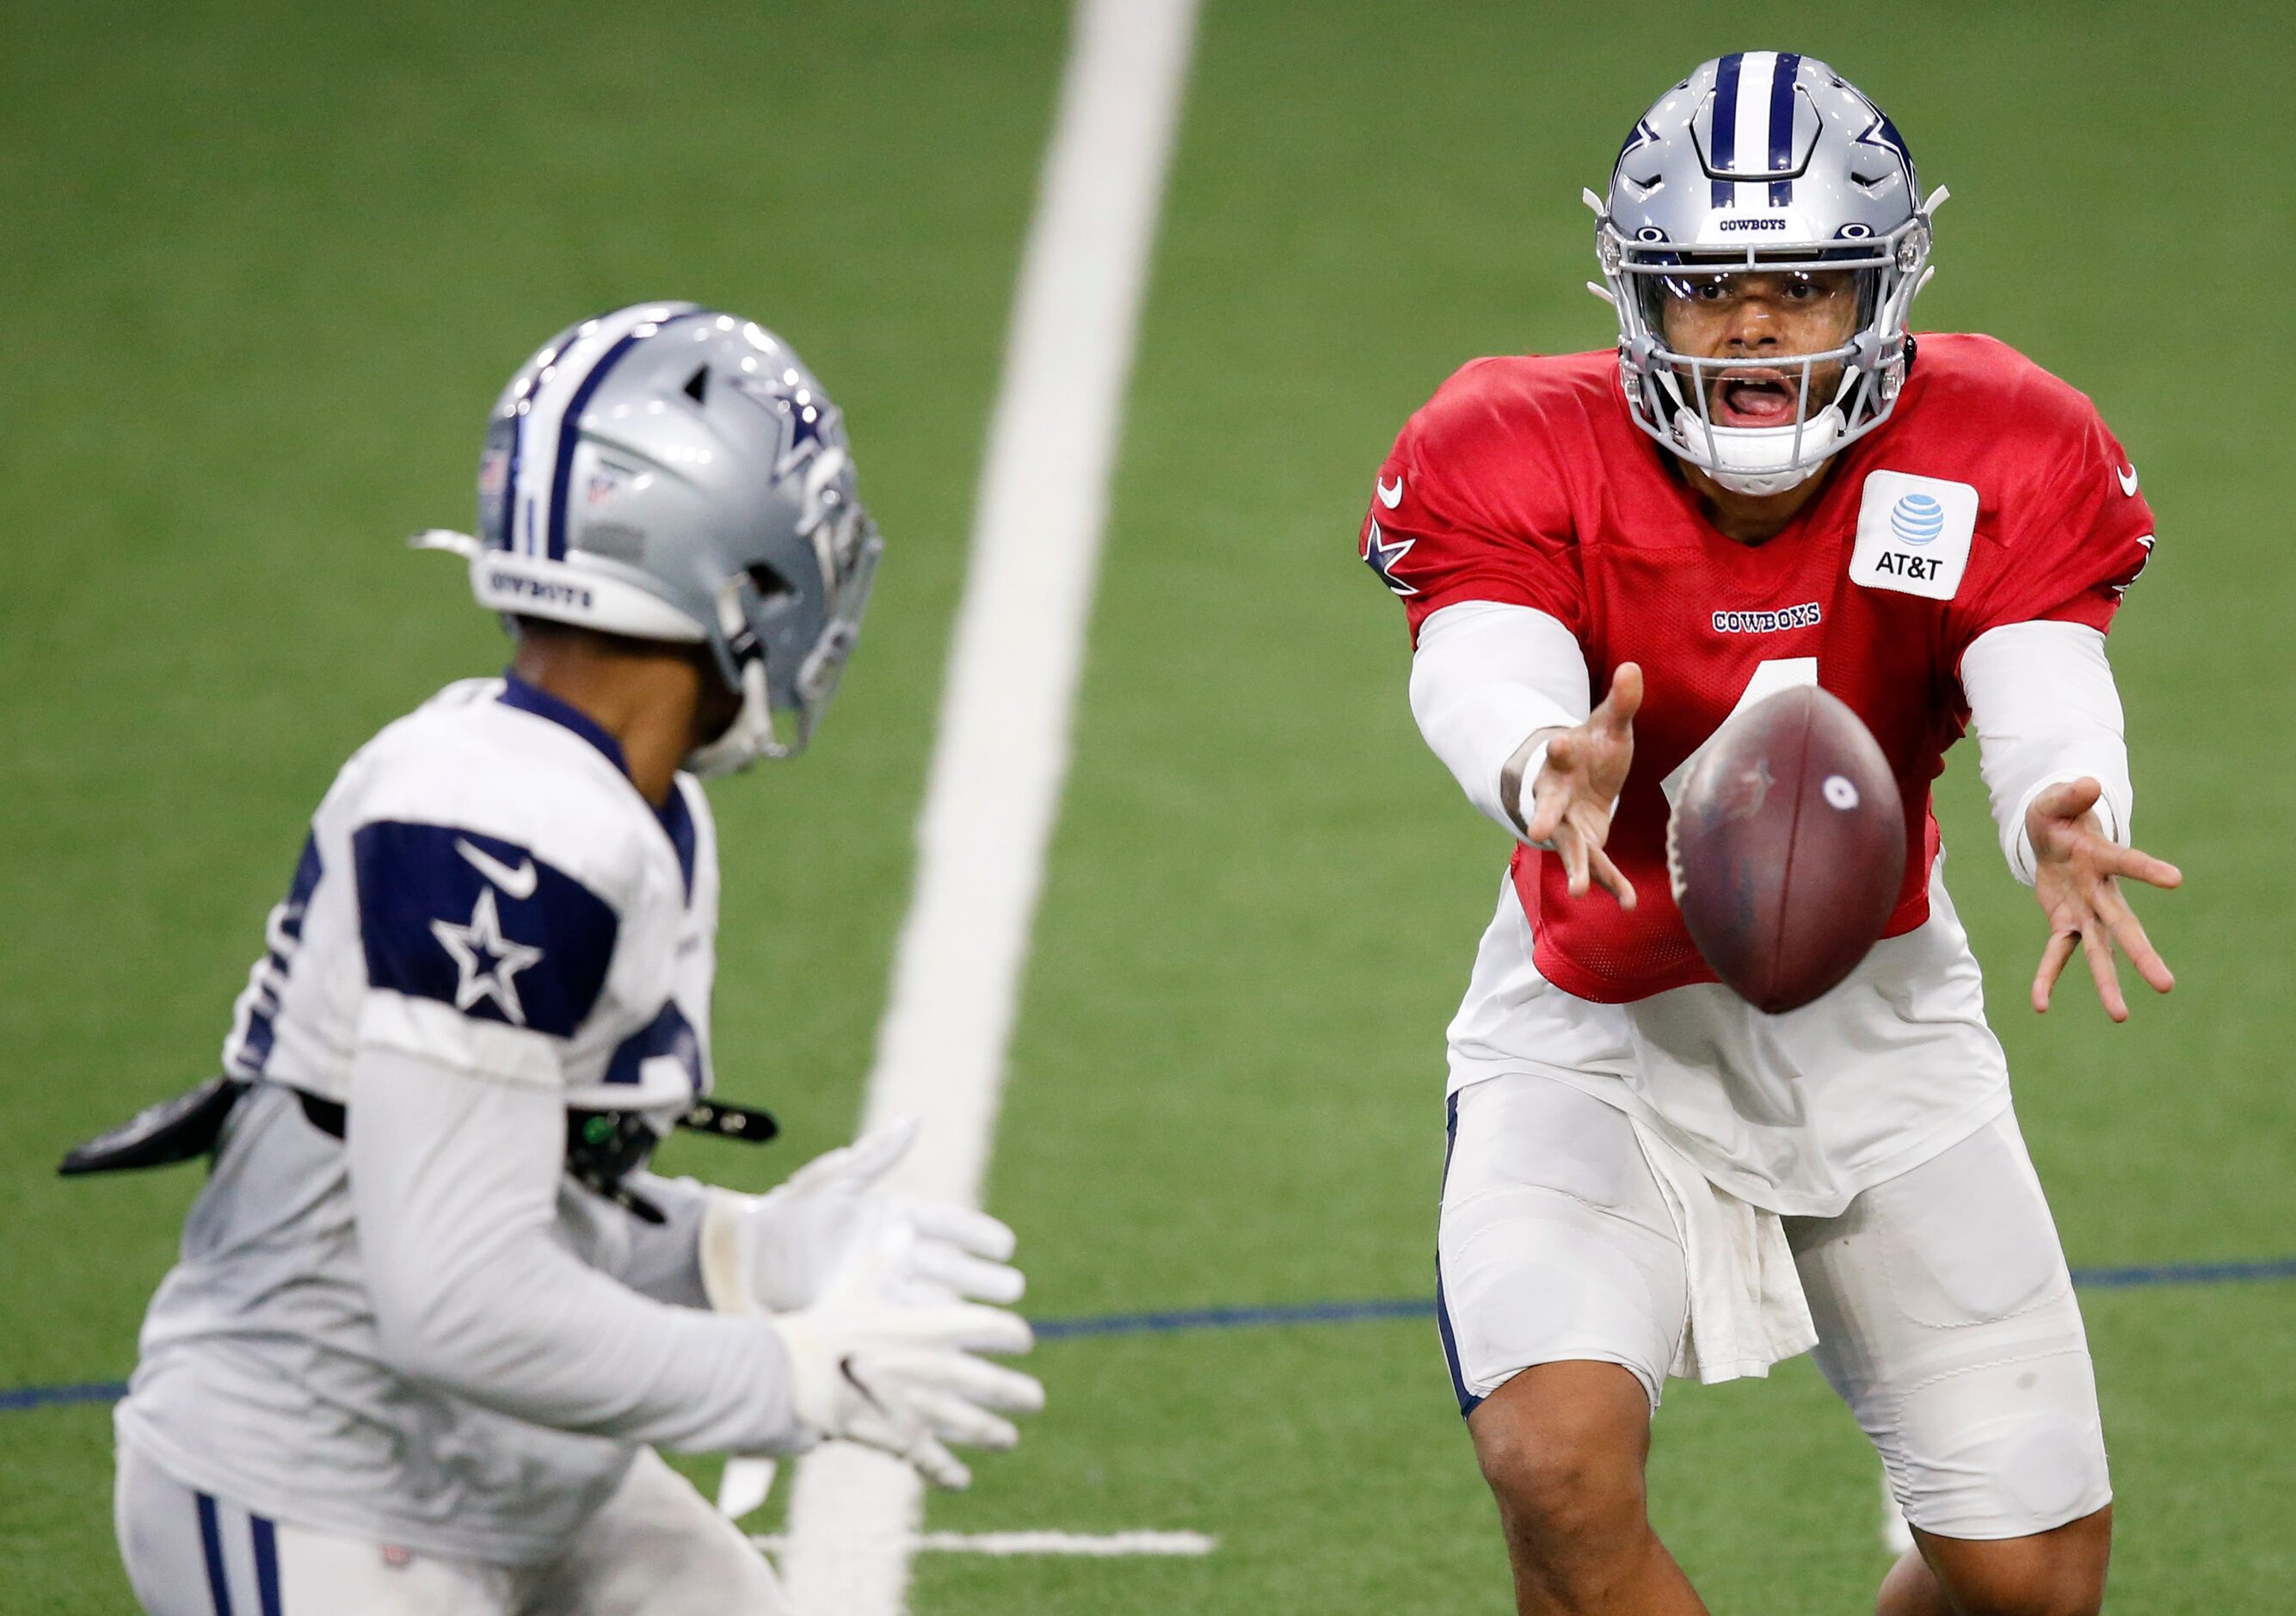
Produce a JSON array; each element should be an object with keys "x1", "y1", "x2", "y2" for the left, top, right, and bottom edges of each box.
[
  {"x1": 416, "y1": 302, "x2": 883, "y2": 774},
  {"x1": 1589, "y1": 52, "x2": 1948, "y2": 494}
]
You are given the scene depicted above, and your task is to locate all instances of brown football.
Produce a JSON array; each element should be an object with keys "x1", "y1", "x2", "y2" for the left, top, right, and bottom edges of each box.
[{"x1": 1666, "y1": 686, "x2": 1906, "y2": 1015}]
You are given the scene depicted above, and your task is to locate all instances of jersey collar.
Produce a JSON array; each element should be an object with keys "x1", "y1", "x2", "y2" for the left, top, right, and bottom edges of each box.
[
  {"x1": 497, "y1": 674, "x2": 699, "y2": 904},
  {"x1": 498, "y1": 673, "x2": 630, "y2": 777}
]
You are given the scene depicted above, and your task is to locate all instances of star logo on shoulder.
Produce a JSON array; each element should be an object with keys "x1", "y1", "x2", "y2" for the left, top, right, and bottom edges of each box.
[
  {"x1": 431, "y1": 888, "x2": 545, "y2": 1026},
  {"x1": 1361, "y1": 517, "x2": 1419, "y2": 596}
]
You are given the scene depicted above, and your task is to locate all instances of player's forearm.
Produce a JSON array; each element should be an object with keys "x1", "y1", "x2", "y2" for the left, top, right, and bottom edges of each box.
[
  {"x1": 1410, "y1": 601, "x2": 1591, "y2": 836},
  {"x1": 349, "y1": 1046, "x2": 804, "y2": 1453},
  {"x1": 594, "y1": 1170, "x2": 713, "y2": 1309},
  {"x1": 1962, "y1": 620, "x2": 2134, "y2": 884}
]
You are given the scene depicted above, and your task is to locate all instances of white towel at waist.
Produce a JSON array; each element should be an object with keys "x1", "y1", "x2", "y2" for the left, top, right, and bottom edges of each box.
[{"x1": 1629, "y1": 1115, "x2": 1818, "y2": 1384}]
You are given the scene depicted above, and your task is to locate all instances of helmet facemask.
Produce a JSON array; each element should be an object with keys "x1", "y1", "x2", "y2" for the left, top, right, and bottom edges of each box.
[
  {"x1": 685, "y1": 447, "x2": 884, "y2": 777},
  {"x1": 1601, "y1": 225, "x2": 1931, "y2": 496}
]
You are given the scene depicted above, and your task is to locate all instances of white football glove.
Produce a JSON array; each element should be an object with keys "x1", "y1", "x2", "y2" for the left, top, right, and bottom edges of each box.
[
  {"x1": 699, "y1": 1118, "x2": 1025, "y2": 1315},
  {"x1": 768, "y1": 1218, "x2": 1044, "y2": 1489}
]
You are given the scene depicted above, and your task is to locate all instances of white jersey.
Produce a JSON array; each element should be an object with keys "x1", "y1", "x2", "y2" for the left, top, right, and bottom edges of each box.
[
  {"x1": 118, "y1": 676, "x2": 725, "y2": 1564},
  {"x1": 217, "y1": 675, "x2": 719, "y2": 1113}
]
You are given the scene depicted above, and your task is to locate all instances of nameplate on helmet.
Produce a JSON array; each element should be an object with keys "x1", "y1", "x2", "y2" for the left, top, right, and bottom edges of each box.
[{"x1": 1850, "y1": 472, "x2": 1977, "y2": 601}]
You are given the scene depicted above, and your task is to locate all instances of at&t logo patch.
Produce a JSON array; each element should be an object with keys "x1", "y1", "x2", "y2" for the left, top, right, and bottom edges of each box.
[
  {"x1": 1850, "y1": 472, "x2": 1977, "y2": 600},
  {"x1": 1889, "y1": 492, "x2": 1945, "y2": 546}
]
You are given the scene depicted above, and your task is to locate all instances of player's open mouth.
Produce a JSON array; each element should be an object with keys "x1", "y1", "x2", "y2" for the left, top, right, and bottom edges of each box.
[{"x1": 1712, "y1": 371, "x2": 1798, "y2": 429}]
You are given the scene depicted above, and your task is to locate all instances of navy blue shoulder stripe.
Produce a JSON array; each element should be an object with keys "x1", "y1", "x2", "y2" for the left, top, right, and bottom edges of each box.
[{"x1": 353, "y1": 820, "x2": 618, "y2": 1038}]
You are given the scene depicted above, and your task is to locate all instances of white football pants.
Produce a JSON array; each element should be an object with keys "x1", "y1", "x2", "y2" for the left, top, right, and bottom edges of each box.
[
  {"x1": 115, "y1": 1442, "x2": 786, "y2": 1615},
  {"x1": 1437, "y1": 1074, "x2": 2111, "y2": 1539}
]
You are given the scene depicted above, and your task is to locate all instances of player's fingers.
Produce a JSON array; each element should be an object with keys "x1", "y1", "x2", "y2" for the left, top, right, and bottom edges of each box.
[
  {"x1": 2096, "y1": 841, "x2": 2182, "y2": 891},
  {"x1": 879, "y1": 1303, "x2": 1035, "y2": 1356},
  {"x1": 2095, "y1": 889, "x2": 2175, "y2": 995},
  {"x1": 839, "y1": 1117, "x2": 920, "y2": 1187},
  {"x1": 907, "y1": 1202, "x2": 1019, "y2": 1263},
  {"x1": 897, "y1": 1351, "x2": 1047, "y2": 1414},
  {"x1": 1598, "y1": 662, "x2": 1645, "y2": 729},
  {"x1": 2031, "y1": 928, "x2": 2077, "y2": 1014},
  {"x1": 2079, "y1": 923, "x2": 2128, "y2": 1023},
  {"x1": 904, "y1": 1433, "x2": 971, "y2": 1490},
  {"x1": 1557, "y1": 822, "x2": 1591, "y2": 897},
  {"x1": 1587, "y1": 843, "x2": 1638, "y2": 910},
  {"x1": 1523, "y1": 783, "x2": 1567, "y2": 847},
  {"x1": 865, "y1": 1351, "x2": 1046, "y2": 1423},
  {"x1": 907, "y1": 1389, "x2": 1020, "y2": 1452},
  {"x1": 909, "y1": 1241, "x2": 1026, "y2": 1305},
  {"x1": 2034, "y1": 775, "x2": 2103, "y2": 823}
]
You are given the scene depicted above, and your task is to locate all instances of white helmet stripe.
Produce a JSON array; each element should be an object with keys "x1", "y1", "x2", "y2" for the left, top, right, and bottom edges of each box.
[
  {"x1": 509, "y1": 304, "x2": 683, "y2": 558},
  {"x1": 1732, "y1": 52, "x2": 1778, "y2": 182}
]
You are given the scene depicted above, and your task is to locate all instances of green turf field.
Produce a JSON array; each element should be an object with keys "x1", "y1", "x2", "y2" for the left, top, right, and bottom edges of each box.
[{"x1": 6, "y1": 2, "x2": 2293, "y2": 1611}]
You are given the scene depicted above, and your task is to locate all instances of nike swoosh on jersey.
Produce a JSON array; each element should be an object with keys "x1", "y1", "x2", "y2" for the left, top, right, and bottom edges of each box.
[
  {"x1": 1376, "y1": 475, "x2": 1403, "y2": 509},
  {"x1": 2116, "y1": 464, "x2": 2139, "y2": 497},
  {"x1": 455, "y1": 837, "x2": 539, "y2": 899}
]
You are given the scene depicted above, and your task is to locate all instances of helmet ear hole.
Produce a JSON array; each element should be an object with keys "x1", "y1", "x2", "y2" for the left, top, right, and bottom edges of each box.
[
  {"x1": 682, "y1": 366, "x2": 710, "y2": 404},
  {"x1": 746, "y1": 562, "x2": 795, "y2": 601}
]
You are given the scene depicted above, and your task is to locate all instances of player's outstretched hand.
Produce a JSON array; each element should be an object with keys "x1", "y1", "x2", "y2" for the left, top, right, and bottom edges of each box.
[
  {"x1": 705, "y1": 1118, "x2": 1025, "y2": 1317},
  {"x1": 768, "y1": 1218, "x2": 1044, "y2": 1490},
  {"x1": 2026, "y1": 776, "x2": 2181, "y2": 1022},
  {"x1": 1521, "y1": 662, "x2": 1643, "y2": 909}
]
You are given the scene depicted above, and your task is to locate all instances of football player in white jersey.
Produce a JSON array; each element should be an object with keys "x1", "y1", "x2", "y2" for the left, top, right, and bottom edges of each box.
[{"x1": 95, "y1": 304, "x2": 1043, "y2": 1614}]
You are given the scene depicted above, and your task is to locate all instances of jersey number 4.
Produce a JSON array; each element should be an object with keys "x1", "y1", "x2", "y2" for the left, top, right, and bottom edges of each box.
[{"x1": 1657, "y1": 657, "x2": 1819, "y2": 809}]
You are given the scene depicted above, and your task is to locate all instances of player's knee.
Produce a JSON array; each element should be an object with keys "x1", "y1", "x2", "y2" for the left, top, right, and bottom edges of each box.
[{"x1": 1470, "y1": 1366, "x2": 1650, "y2": 1556}]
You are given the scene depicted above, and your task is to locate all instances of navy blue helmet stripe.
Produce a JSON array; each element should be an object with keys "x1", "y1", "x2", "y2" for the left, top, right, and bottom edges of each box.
[
  {"x1": 501, "y1": 406, "x2": 522, "y2": 555},
  {"x1": 1708, "y1": 51, "x2": 1742, "y2": 207},
  {"x1": 544, "y1": 331, "x2": 645, "y2": 561},
  {"x1": 1767, "y1": 52, "x2": 1800, "y2": 169},
  {"x1": 195, "y1": 1492, "x2": 236, "y2": 1616},
  {"x1": 544, "y1": 311, "x2": 710, "y2": 560},
  {"x1": 1768, "y1": 51, "x2": 1802, "y2": 203}
]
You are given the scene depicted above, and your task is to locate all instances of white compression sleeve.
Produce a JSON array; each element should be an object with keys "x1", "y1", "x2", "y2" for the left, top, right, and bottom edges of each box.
[
  {"x1": 1409, "y1": 601, "x2": 1591, "y2": 838},
  {"x1": 577, "y1": 1169, "x2": 713, "y2": 1310},
  {"x1": 348, "y1": 1045, "x2": 806, "y2": 1453},
  {"x1": 1961, "y1": 620, "x2": 2133, "y2": 885}
]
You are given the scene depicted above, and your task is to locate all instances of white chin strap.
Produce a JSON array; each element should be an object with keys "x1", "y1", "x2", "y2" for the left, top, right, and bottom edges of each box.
[
  {"x1": 684, "y1": 656, "x2": 779, "y2": 779},
  {"x1": 1672, "y1": 404, "x2": 1846, "y2": 497}
]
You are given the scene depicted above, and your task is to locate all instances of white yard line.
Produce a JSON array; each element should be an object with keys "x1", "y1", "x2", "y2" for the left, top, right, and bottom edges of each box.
[
  {"x1": 759, "y1": 1530, "x2": 1217, "y2": 1559},
  {"x1": 774, "y1": 2, "x2": 1201, "y2": 1612}
]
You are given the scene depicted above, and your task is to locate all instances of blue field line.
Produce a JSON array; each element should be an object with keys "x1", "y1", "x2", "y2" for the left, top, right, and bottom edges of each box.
[
  {"x1": 0, "y1": 1380, "x2": 130, "y2": 1413},
  {"x1": 1033, "y1": 1298, "x2": 1435, "y2": 1340},
  {"x1": 7, "y1": 1257, "x2": 2291, "y2": 1416},
  {"x1": 2065, "y1": 1256, "x2": 2296, "y2": 1289},
  {"x1": 1031, "y1": 1255, "x2": 2296, "y2": 1342}
]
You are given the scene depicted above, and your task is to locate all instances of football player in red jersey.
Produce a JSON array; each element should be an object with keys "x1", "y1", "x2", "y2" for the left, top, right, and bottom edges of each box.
[{"x1": 1368, "y1": 53, "x2": 2179, "y2": 1616}]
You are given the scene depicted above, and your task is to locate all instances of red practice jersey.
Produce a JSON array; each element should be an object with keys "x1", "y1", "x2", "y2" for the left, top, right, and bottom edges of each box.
[{"x1": 1366, "y1": 334, "x2": 2156, "y2": 1004}]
